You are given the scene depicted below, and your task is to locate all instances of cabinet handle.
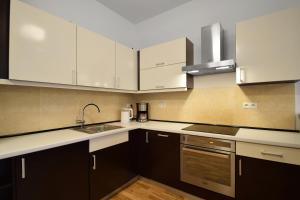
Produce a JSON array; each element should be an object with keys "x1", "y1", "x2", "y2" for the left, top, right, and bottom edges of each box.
[
  {"x1": 238, "y1": 159, "x2": 242, "y2": 176},
  {"x1": 157, "y1": 134, "x2": 169, "y2": 138},
  {"x1": 92, "y1": 155, "x2": 96, "y2": 170},
  {"x1": 236, "y1": 68, "x2": 245, "y2": 84},
  {"x1": 156, "y1": 62, "x2": 165, "y2": 66},
  {"x1": 145, "y1": 132, "x2": 149, "y2": 143},
  {"x1": 261, "y1": 151, "x2": 283, "y2": 158},
  {"x1": 21, "y1": 158, "x2": 26, "y2": 179}
]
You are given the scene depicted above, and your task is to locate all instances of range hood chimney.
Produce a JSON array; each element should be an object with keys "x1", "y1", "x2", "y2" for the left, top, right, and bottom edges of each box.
[{"x1": 182, "y1": 23, "x2": 235, "y2": 75}]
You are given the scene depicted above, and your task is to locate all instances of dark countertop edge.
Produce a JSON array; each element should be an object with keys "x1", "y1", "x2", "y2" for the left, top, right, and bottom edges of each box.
[{"x1": 0, "y1": 119, "x2": 299, "y2": 139}]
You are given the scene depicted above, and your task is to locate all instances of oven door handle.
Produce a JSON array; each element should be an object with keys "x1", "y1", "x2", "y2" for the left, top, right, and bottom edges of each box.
[{"x1": 182, "y1": 145, "x2": 231, "y2": 159}]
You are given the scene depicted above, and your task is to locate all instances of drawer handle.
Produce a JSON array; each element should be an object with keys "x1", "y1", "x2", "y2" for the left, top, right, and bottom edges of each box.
[
  {"x1": 261, "y1": 151, "x2": 283, "y2": 158},
  {"x1": 209, "y1": 141, "x2": 214, "y2": 144},
  {"x1": 157, "y1": 134, "x2": 169, "y2": 138},
  {"x1": 156, "y1": 62, "x2": 165, "y2": 66}
]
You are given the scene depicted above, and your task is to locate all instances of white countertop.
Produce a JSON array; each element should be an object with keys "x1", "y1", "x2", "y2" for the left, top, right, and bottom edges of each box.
[{"x1": 0, "y1": 121, "x2": 299, "y2": 160}]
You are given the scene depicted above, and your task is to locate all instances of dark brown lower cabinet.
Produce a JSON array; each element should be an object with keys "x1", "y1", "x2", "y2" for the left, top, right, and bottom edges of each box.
[
  {"x1": 131, "y1": 129, "x2": 233, "y2": 200},
  {"x1": 0, "y1": 158, "x2": 14, "y2": 200},
  {"x1": 89, "y1": 141, "x2": 136, "y2": 200},
  {"x1": 15, "y1": 141, "x2": 89, "y2": 200},
  {"x1": 138, "y1": 130, "x2": 181, "y2": 188},
  {"x1": 236, "y1": 155, "x2": 300, "y2": 200}
]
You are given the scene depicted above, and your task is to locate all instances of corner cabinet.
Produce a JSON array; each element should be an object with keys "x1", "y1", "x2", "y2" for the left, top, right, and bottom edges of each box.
[
  {"x1": 14, "y1": 141, "x2": 89, "y2": 200},
  {"x1": 134, "y1": 130, "x2": 181, "y2": 188},
  {"x1": 116, "y1": 42, "x2": 138, "y2": 91},
  {"x1": 77, "y1": 26, "x2": 116, "y2": 88},
  {"x1": 140, "y1": 37, "x2": 194, "y2": 91},
  {"x1": 9, "y1": 0, "x2": 77, "y2": 85},
  {"x1": 236, "y1": 7, "x2": 300, "y2": 84}
]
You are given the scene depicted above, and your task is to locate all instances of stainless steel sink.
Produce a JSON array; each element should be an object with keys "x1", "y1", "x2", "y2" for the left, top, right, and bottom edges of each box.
[{"x1": 73, "y1": 124, "x2": 123, "y2": 134}]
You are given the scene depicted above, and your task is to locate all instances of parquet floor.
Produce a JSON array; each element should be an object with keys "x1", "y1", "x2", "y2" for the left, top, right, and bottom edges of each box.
[{"x1": 110, "y1": 179, "x2": 204, "y2": 200}]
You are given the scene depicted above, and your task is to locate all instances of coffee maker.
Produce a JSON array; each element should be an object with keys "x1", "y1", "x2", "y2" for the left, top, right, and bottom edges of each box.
[{"x1": 136, "y1": 103, "x2": 148, "y2": 122}]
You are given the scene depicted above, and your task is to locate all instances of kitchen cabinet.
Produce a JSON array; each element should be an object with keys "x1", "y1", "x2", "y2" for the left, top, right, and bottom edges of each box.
[
  {"x1": 236, "y1": 155, "x2": 300, "y2": 200},
  {"x1": 236, "y1": 7, "x2": 300, "y2": 84},
  {"x1": 139, "y1": 37, "x2": 194, "y2": 91},
  {"x1": 0, "y1": 0, "x2": 9, "y2": 79},
  {"x1": 9, "y1": 0, "x2": 77, "y2": 85},
  {"x1": 140, "y1": 37, "x2": 191, "y2": 70},
  {"x1": 77, "y1": 26, "x2": 116, "y2": 88},
  {"x1": 15, "y1": 141, "x2": 89, "y2": 200},
  {"x1": 116, "y1": 42, "x2": 137, "y2": 91},
  {"x1": 236, "y1": 141, "x2": 300, "y2": 200},
  {"x1": 0, "y1": 158, "x2": 14, "y2": 200},
  {"x1": 137, "y1": 130, "x2": 181, "y2": 187},
  {"x1": 89, "y1": 141, "x2": 136, "y2": 200},
  {"x1": 140, "y1": 63, "x2": 192, "y2": 90}
]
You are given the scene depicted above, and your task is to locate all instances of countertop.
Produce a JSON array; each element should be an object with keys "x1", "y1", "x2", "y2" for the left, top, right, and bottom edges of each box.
[{"x1": 1, "y1": 121, "x2": 300, "y2": 160}]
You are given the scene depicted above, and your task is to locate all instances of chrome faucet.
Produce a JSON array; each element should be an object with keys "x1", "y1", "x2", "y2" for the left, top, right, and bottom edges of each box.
[{"x1": 77, "y1": 103, "x2": 101, "y2": 128}]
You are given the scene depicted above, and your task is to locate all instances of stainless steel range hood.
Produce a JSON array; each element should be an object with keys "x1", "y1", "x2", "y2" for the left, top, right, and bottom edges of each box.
[{"x1": 182, "y1": 23, "x2": 235, "y2": 76}]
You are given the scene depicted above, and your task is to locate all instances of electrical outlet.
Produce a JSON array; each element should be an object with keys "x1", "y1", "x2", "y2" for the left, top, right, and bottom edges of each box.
[{"x1": 243, "y1": 102, "x2": 257, "y2": 109}]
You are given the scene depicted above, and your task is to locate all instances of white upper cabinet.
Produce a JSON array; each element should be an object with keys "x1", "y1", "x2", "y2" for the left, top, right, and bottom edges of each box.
[
  {"x1": 77, "y1": 26, "x2": 116, "y2": 88},
  {"x1": 140, "y1": 37, "x2": 193, "y2": 91},
  {"x1": 140, "y1": 63, "x2": 189, "y2": 90},
  {"x1": 9, "y1": 0, "x2": 77, "y2": 85},
  {"x1": 140, "y1": 37, "x2": 188, "y2": 69},
  {"x1": 115, "y1": 42, "x2": 137, "y2": 91},
  {"x1": 236, "y1": 7, "x2": 300, "y2": 84}
]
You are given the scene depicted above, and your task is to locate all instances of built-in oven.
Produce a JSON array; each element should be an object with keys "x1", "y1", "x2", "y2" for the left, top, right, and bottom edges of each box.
[{"x1": 180, "y1": 135, "x2": 236, "y2": 198}]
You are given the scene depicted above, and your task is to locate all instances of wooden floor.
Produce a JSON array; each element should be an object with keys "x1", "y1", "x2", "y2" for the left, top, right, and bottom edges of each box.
[{"x1": 109, "y1": 179, "x2": 204, "y2": 200}]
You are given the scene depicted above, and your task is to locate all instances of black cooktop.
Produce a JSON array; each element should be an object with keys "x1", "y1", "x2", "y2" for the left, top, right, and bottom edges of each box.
[{"x1": 182, "y1": 124, "x2": 239, "y2": 136}]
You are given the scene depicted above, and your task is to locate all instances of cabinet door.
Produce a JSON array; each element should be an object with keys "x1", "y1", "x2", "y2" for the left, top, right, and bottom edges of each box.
[
  {"x1": 15, "y1": 142, "x2": 89, "y2": 200},
  {"x1": 116, "y1": 42, "x2": 137, "y2": 91},
  {"x1": 236, "y1": 7, "x2": 300, "y2": 84},
  {"x1": 77, "y1": 26, "x2": 116, "y2": 88},
  {"x1": 140, "y1": 63, "x2": 187, "y2": 90},
  {"x1": 236, "y1": 156, "x2": 300, "y2": 200},
  {"x1": 140, "y1": 130, "x2": 180, "y2": 187},
  {"x1": 90, "y1": 142, "x2": 135, "y2": 200},
  {"x1": 9, "y1": 0, "x2": 76, "y2": 85},
  {"x1": 140, "y1": 37, "x2": 187, "y2": 69}
]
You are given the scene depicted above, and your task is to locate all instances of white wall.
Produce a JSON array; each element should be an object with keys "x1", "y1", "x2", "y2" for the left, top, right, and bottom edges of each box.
[
  {"x1": 136, "y1": 0, "x2": 300, "y2": 64},
  {"x1": 296, "y1": 82, "x2": 300, "y2": 131},
  {"x1": 22, "y1": 0, "x2": 138, "y2": 48}
]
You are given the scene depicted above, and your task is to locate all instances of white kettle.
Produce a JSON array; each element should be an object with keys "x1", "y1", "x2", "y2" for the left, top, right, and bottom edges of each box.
[{"x1": 121, "y1": 106, "x2": 133, "y2": 124}]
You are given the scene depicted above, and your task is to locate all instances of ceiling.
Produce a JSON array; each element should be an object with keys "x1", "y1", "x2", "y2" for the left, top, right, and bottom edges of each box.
[{"x1": 96, "y1": 0, "x2": 192, "y2": 24}]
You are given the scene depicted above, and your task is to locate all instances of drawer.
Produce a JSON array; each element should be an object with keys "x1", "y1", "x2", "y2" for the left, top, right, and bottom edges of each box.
[
  {"x1": 236, "y1": 141, "x2": 300, "y2": 165},
  {"x1": 89, "y1": 132, "x2": 128, "y2": 152},
  {"x1": 140, "y1": 63, "x2": 187, "y2": 90},
  {"x1": 140, "y1": 37, "x2": 187, "y2": 70}
]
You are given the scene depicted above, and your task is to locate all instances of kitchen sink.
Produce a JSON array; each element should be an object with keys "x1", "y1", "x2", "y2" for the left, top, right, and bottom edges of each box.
[{"x1": 73, "y1": 124, "x2": 123, "y2": 134}]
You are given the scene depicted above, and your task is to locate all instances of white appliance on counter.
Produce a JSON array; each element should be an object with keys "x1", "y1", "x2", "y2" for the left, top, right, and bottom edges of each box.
[{"x1": 121, "y1": 106, "x2": 133, "y2": 124}]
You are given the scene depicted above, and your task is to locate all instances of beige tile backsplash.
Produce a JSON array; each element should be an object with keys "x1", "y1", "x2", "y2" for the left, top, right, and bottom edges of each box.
[
  {"x1": 0, "y1": 85, "x2": 134, "y2": 136},
  {"x1": 136, "y1": 83, "x2": 295, "y2": 130},
  {"x1": 0, "y1": 82, "x2": 296, "y2": 136}
]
